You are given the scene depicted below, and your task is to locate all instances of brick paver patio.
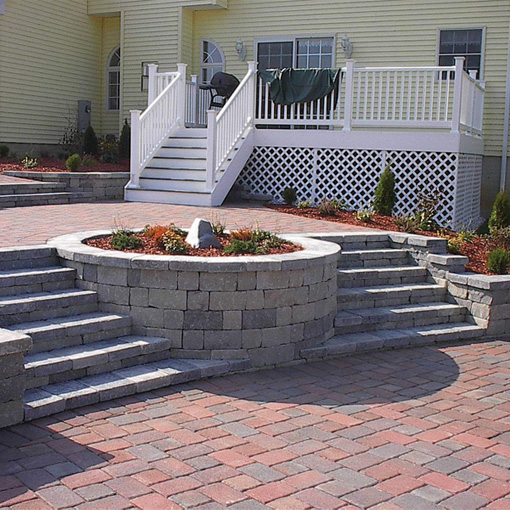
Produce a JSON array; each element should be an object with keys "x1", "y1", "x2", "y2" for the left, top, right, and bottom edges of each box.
[
  {"x1": 1, "y1": 340, "x2": 510, "y2": 509},
  {"x1": 0, "y1": 200, "x2": 373, "y2": 247}
]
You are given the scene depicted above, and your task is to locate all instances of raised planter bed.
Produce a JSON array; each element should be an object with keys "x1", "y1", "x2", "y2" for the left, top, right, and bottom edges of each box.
[{"x1": 49, "y1": 230, "x2": 339, "y2": 368}]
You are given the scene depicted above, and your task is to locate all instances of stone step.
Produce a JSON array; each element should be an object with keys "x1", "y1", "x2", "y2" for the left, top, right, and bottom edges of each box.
[
  {"x1": 0, "y1": 246, "x2": 57, "y2": 271},
  {"x1": 24, "y1": 358, "x2": 251, "y2": 421},
  {"x1": 337, "y1": 266, "x2": 429, "y2": 288},
  {"x1": 12, "y1": 312, "x2": 132, "y2": 354},
  {"x1": 0, "y1": 289, "x2": 98, "y2": 326},
  {"x1": 0, "y1": 192, "x2": 92, "y2": 208},
  {"x1": 0, "y1": 182, "x2": 67, "y2": 195},
  {"x1": 335, "y1": 302, "x2": 467, "y2": 334},
  {"x1": 338, "y1": 248, "x2": 411, "y2": 268},
  {"x1": 337, "y1": 283, "x2": 447, "y2": 310},
  {"x1": 301, "y1": 322, "x2": 486, "y2": 361},
  {"x1": 25, "y1": 336, "x2": 175, "y2": 389},
  {"x1": 0, "y1": 266, "x2": 76, "y2": 297}
]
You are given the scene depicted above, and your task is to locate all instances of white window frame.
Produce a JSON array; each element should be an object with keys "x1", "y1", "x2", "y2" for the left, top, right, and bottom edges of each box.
[
  {"x1": 436, "y1": 27, "x2": 486, "y2": 80},
  {"x1": 106, "y1": 46, "x2": 121, "y2": 112},
  {"x1": 200, "y1": 39, "x2": 225, "y2": 85},
  {"x1": 254, "y1": 35, "x2": 337, "y2": 69}
]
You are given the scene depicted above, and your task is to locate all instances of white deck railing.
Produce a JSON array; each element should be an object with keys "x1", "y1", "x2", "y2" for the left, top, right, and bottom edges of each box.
[
  {"x1": 129, "y1": 64, "x2": 187, "y2": 187},
  {"x1": 205, "y1": 62, "x2": 257, "y2": 190}
]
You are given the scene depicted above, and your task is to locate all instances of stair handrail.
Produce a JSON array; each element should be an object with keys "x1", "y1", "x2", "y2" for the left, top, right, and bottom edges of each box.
[
  {"x1": 206, "y1": 62, "x2": 257, "y2": 191},
  {"x1": 129, "y1": 63, "x2": 187, "y2": 188}
]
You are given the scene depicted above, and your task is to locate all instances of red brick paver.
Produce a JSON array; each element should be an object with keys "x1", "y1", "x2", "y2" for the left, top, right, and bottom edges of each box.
[
  {"x1": 0, "y1": 201, "x2": 372, "y2": 247},
  {"x1": 1, "y1": 340, "x2": 510, "y2": 509}
]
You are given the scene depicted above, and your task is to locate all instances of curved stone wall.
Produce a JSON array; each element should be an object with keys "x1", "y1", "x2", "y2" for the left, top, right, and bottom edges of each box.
[{"x1": 49, "y1": 232, "x2": 340, "y2": 368}]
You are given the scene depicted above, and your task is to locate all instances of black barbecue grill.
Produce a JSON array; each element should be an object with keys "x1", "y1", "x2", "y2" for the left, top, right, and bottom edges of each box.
[{"x1": 200, "y1": 72, "x2": 240, "y2": 109}]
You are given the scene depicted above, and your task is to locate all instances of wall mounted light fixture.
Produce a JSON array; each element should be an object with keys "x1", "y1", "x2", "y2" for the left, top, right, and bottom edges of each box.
[
  {"x1": 236, "y1": 38, "x2": 247, "y2": 61},
  {"x1": 341, "y1": 34, "x2": 353, "y2": 59}
]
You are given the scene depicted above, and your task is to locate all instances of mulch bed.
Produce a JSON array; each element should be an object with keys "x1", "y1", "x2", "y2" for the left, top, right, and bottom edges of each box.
[
  {"x1": 87, "y1": 233, "x2": 301, "y2": 258},
  {"x1": 0, "y1": 157, "x2": 128, "y2": 173},
  {"x1": 267, "y1": 204, "x2": 497, "y2": 275}
]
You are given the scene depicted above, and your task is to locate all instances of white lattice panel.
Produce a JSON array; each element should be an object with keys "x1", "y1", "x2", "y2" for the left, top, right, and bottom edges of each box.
[
  {"x1": 454, "y1": 154, "x2": 483, "y2": 230},
  {"x1": 238, "y1": 147, "x2": 464, "y2": 228}
]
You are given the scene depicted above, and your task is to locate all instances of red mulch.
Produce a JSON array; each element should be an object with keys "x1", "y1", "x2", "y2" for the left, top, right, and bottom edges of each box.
[
  {"x1": 0, "y1": 157, "x2": 128, "y2": 173},
  {"x1": 87, "y1": 233, "x2": 301, "y2": 258},
  {"x1": 267, "y1": 204, "x2": 497, "y2": 275}
]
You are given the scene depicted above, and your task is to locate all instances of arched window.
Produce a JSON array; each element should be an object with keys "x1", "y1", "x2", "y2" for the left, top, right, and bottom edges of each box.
[
  {"x1": 201, "y1": 40, "x2": 225, "y2": 84},
  {"x1": 107, "y1": 47, "x2": 121, "y2": 111}
]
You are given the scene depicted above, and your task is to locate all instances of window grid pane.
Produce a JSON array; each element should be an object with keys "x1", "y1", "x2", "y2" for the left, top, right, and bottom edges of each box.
[{"x1": 439, "y1": 29, "x2": 483, "y2": 77}]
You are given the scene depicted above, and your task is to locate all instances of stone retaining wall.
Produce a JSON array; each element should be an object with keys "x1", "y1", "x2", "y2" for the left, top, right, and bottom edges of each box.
[
  {"x1": 50, "y1": 232, "x2": 339, "y2": 368},
  {"x1": 4, "y1": 171, "x2": 130, "y2": 201}
]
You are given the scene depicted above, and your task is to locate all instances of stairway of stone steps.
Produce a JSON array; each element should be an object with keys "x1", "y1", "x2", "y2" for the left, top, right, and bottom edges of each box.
[
  {"x1": 301, "y1": 237, "x2": 485, "y2": 360},
  {"x1": 0, "y1": 179, "x2": 92, "y2": 208},
  {"x1": 0, "y1": 247, "x2": 247, "y2": 421}
]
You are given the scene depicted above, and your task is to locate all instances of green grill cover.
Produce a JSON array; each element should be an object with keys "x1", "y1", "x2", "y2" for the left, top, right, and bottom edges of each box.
[{"x1": 259, "y1": 68, "x2": 340, "y2": 106}]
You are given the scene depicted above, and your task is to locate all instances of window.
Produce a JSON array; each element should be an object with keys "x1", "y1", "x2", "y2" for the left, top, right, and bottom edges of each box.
[
  {"x1": 439, "y1": 29, "x2": 483, "y2": 78},
  {"x1": 201, "y1": 40, "x2": 225, "y2": 84},
  {"x1": 107, "y1": 47, "x2": 121, "y2": 111},
  {"x1": 257, "y1": 37, "x2": 334, "y2": 71}
]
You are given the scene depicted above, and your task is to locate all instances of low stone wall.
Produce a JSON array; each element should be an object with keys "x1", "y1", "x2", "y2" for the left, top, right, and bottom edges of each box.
[
  {"x1": 0, "y1": 329, "x2": 32, "y2": 428},
  {"x1": 4, "y1": 171, "x2": 130, "y2": 201},
  {"x1": 50, "y1": 232, "x2": 339, "y2": 368}
]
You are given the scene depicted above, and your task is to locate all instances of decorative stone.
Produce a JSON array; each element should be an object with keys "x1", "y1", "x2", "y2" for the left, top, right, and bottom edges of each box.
[{"x1": 185, "y1": 218, "x2": 221, "y2": 249}]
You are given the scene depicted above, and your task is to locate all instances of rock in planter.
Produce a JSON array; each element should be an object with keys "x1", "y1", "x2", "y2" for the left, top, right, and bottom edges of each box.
[{"x1": 186, "y1": 218, "x2": 221, "y2": 249}]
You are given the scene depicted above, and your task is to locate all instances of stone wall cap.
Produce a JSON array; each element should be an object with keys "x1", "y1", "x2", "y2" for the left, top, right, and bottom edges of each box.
[{"x1": 0, "y1": 329, "x2": 32, "y2": 356}]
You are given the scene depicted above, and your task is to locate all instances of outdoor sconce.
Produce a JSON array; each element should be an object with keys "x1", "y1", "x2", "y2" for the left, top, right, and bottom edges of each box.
[
  {"x1": 236, "y1": 38, "x2": 247, "y2": 61},
  {"x1": 341, "y1": 34, "x2": 353, "y2": 59},
  {"x1": 141, "y1": 61, "x2": 158, "y2": 91}
]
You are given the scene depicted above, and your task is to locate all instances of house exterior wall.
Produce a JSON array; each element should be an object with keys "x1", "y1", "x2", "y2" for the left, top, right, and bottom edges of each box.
[
  {"x1": 0, "y1": 0, "x2": 103, "y2": 146},
  {"x1": 192, "y1": 0, "x2": 510, "y2": 161}
]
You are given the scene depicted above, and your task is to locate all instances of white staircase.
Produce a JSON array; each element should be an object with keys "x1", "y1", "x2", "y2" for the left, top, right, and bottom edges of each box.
[{"x1": 125, "y1": 62, "x2": 257, "y2": 207}]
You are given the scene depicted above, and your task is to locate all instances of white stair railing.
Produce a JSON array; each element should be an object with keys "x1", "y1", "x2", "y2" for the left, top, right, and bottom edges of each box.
[
  {"x1": 129, "y1": 63, "x2": 187, "y2": 188},
  {"x1": 205, "y1": 62, "x2": 257, "y2": 191}
]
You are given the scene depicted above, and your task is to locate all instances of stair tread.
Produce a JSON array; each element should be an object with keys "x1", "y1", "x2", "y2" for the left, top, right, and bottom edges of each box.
[
  {"x1": 141, "y1": 176, "x2": 205, "y2": 182},
  {"x1": 337, "y1": 301, "x2": 465, "y2": 318},
  {"x1": 11, "y1": 312, "x2": 129, "y2": 335},
  {"x1": 23, "y1": 358, "x2": 251, "y2": 420},
  {"x1": 341, "y1": 248, "x2": 409, "y2": 256},
  {"x1": 0, "y1": 266, "x2": 73, "y2": 279},
  {"x1": 338, "y1": 265, "x2": 424, "y2": 274},
  {"x1": 337, "y1": 282, "x2": 444, "y2": 296},
  {"x1": 0, "y1": 289, "x2": 95, "y2": 305},
  {"x1": 132, "y1": 187, "x2": 210, "y2": 195},
  {"x1": 25, "y1": 335, "x2": 171, "y2": 370}
]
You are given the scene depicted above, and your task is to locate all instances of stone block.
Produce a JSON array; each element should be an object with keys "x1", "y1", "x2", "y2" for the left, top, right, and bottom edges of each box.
[
  {"x1": 261, "y1": 326, "x2": 292, "y2": 347},
  {"x1": 97, "y1": 266, "x2": 128, "y2": 286},
  {"x1": 264, "y1": 287, "x2": 308, "y2": 308},
  {"x1": 0, "y1": 400, "x2": 23, "y2": 428},
  {"x1": 210, "y1": 291, "x2": 247, "y2": 311},
  {"x1": 276, "y1": 306, "x2": 292, "y2": 326},
  {"x1": 130, "y1": 287, "x2": 149, "y2": 307},
  {"x1": 183, "y1": 330, "x2": 204, "y2": 350},
  {"x1": 292, "y1": 303, "x2": 316, "y2": 323},
  {"x1": 187, "y1": 291, "x2": 209, "y2": 311},
  {"x1": 200, "y1": 272, "x2": 237, "y2": 291},
  {"x1": 97, "y1": 284, "x2": 129, "y2": 306},
  {"x1": 244, "y1": 290, "x2": 265, "y2": 310},
  {"x1": 303, "y1": 265, "x2": 324, "y2": 286},
  {"x1": 130, "y1": 307, "x2": 164, "y2": 328},
  {"x1": 148, "y1": 289, "x2": 187, "y2": 310},
  {"x1": 248, "y1": 344, "x2": 295, "y2": 367},
  {"x1": 238, "y1": 272, "x2": 257, "y2": 291},
  {"x1": 471, "y1": 302, "x2": 490, "y2": 320},
  {"x1": 242, "y1": 329, "x2": 262, "y2": 349},
  {"x1": 257, "y1": 271, "x2": 289, "y2": 290},
  {"x1": 0, "y1": 375, "x2": 25, "y2": 402},
  {"x1": 304, "y1": 319, "x2": 325, "y2": 340},
  {"x1": 178, "y1": 272, "x2": 199, "y2": 291},
  {"x1": 223, "y1": 311, "x2": 242, "y2": 330},
  {"x1": 243, "y1": 309, "x2": 277, "y2": 329},
  {"x1": 204, "y1": 331, "x2": 242, "y2": 350},
  {"x1": 184, "y1": 311, "x2": 222, "y2": 330},
  {"x1": 163, "y1": 310, "x2": 185, "y2": 329},
  {"x1": 0, "y1": 353, "x2": 24, "y2": 379},
  {"x1": 490, "y1": 304, "x2": 510, "y2": 321},
  {"x1": 211, "y1": 349, "x2": 249, "y2": 360},
  {"x1": 140, "y1": 270, "x2": 177, "y2": 290}
]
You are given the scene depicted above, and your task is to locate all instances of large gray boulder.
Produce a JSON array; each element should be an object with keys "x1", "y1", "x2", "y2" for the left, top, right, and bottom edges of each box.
[{"x1": 185, "y1": 218, "x2": 221, "y2": 249}]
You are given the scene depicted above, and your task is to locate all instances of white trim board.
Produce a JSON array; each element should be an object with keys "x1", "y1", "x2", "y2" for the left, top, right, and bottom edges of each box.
[{"x1": 253, "y1": 129, "x2": 484, "y2": 156}]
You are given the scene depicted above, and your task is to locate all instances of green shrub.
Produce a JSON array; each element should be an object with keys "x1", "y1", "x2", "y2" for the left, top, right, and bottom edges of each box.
[
  {"x1": 355, "y1": 209, "x2": 374, "y2": 223},
  {"x1": 261, "y1": 235, "x2": 286, "y2": 250},
  {"x1": 100, "y1": 135, "x2": 119, "y2": 164},
  {"x1": 489, "y1": 191, "x2": 510, "y2": 231},
  {"x1": 319, "y1": 198, "x2": 347, "y2": 216},
  {"x1": 66, "y1": 153, "x2": 82, "y2": 172},
  {"x1": 282, "y1": 187, "x2": 297, "y2": 206},
  {"x1": 0, "y1": 145, "x2": 9, "y2": 158},
  {"x1": 83, "y1": 125, "x2": 99, "y2": 156},
  {"x1": 395, "y1": 215, "x2": 418, "y2": 234},
  {"x1": 297, "y1": 200, "x2": 312, "y2": 209},
  {"x1": 414, "y1": 190, "x2": 442, "y2": 231},
  {"x1": 82, "y1": 154, "x2": 98, "y2": 167},
  {"x1": 488, "y1": 226, "x2": 510, "y2": 251},
  {"x1": 111, "y1": 231, "x2": 142, "y2": 251},
  {"x1": 477, "y1": 220, "x2": 490, "y2": 235},
  {"x1": 162, "y1": 231, "x2": 189, "y2": 254},
  {"x1": 119, "y1": 119, "x2": 131, "y2": 159},
  {"x1": 487, "y1": 248, "x2": 510, "y2": 275},
  {"x1": 251, "y1": 228, "x2": 273, "y2": 243},
  {"x1": 373, "y1": 163, "x2": 396, "y2": 216},
  {"x1": 447, "y1": 238, "x2": 463, "y2": 255},
  {"x1": 21, "y1": 156, "x2": 38, "y2": 169},
  {"x1": 224, "y1": 240, "x2": 262, "y2": 255}
]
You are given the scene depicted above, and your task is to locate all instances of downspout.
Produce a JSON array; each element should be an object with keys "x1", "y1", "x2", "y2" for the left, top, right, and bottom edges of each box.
[{"x1": 501, "y1": 14, "x2": 510, "y2": 191}]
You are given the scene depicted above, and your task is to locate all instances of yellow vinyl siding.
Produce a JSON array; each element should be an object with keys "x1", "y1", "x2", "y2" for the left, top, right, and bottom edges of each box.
[
  {"x1": 101, "y1": 16, "x2": 121, "y2": 135},
  {"x1": 0, "y1": 0, "x2": 102, "y2": 145},
  {"x1": 192, "y1": 0, "x2": 510, "y2": 157}
]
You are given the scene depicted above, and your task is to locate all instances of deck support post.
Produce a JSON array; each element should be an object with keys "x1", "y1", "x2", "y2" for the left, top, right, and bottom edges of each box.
[
  {"x1": 129, "y1": 110, "x2": 142, "y2": 188},
  {"x1": 147, "y1": 64, "x2": 158, "y2": 105},
  {"x1": 177, "y1": 63, "x2": 188, "y2": 127},
  {"x1": 451, "y1": 57, "x2": 465, "y2": 134},
  {"x1": 343, "y1": 60, "x2": 355, "y2": 132},
  {"x1": 206, "y1": 110, "x2": 218, "y2": 192}
]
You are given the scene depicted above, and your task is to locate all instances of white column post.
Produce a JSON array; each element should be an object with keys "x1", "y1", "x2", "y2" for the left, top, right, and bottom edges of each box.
[
  {"x1": 451, "y1": 57, "x2": 465, "y2": 134},
  {"x1": 247, "y1": 61, "x2": 258, "y2": 126},
  {"x1": 468, "y1": 70, "x2": 478, "y2": 136},
  {"x1": 191, "y1": 75, "x2": 199, "y2": 127},
  {"x1": 129, "y1": 110, "x2": 142, "y2": 188},
  {"x1": 206, "y1": 110, "x2": 218, "y2": 191},
  {"x1": 343, "y1": 60, "x2": 355, "y2": 132},
  {"x1": 147, "y1": 64, "x2": 158, "y2": 105},
  {"x1": 177, "y1": 63, "x2": 188, "y2": 126}
]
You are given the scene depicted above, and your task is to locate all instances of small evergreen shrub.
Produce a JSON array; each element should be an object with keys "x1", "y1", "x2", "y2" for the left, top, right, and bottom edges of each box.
[
  {"x1": 488, "y1": 226, "x2": 510, "y2": 252},
  {"x1": 100, "y1": 135, "x2": 119, "y2": 163},
  {"x1": 0, "y1": 145, "x2": 9, "y2": 158},
  {"x1": 83, "y1": 125, "x2": 99, "y2": 156},
  {"x1": 111, "y1": 231, "x2": 142, "y2": 251},
  {"x1": 21, "y1": 156, "x2": 38, "y2": 169},
  {"x1": 282, "y1": 187, "x2": 297, "y2": 206},
  {"x1": 487, "y1": 248, "x2": 510, "y2": 275},
  {"x1": 224, "y1": 240, "x2": 262, "y2": 255},
  {"x1": 119, "y1": 119, "x2": 131, "y2": 159},
  {"x1": 66, "y1": 153, "x2": 82, "y2": 172},
  {"x1": 373, "y1": 163, "x2": 396, "y2": 216},
  {"x1": 489, "y1": 191, "x2": 510, "y2": 231},
  {"x1": 82, "y1": 154, "x2": 98, "y2": 167}
]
